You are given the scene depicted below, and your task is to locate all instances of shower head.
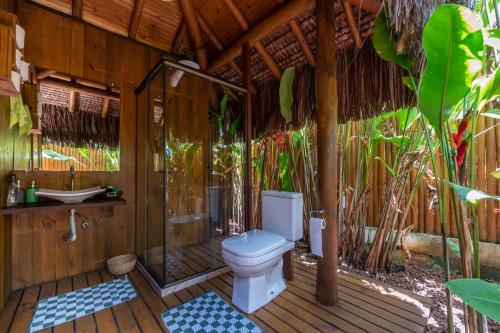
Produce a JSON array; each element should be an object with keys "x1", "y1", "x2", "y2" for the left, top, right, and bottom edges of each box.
[{"x1": 170, "y1": 60, "x2": 200, "y2": 87}]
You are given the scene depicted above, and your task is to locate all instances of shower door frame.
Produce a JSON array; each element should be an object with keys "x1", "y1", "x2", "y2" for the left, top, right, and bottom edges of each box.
[{"x1": 135, "y1": 57, "x2": 247, "y2": 290}]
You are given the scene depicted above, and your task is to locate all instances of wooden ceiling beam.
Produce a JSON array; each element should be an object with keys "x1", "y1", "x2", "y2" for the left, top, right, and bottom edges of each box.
[
  {"x1": 72, "y1": 0, "x2": 82, "y2": 19},
  {"x1": 128, "y1": 0, "x2": 145, "y2": 39},
  {"x1": 288, "y1": 19, "x2": 315, "y2": 66},
  {"x1": 171, "y1": 21, "x2": 188, "y2": 54},
  {"x1": 101, "y1": 98, "x2": 110, "y2": 119},
  {"x1": 342, "y1": 1, "x2": 362, "y2": 48},
  {"x1": 208, "y1": 0, "x2": 315, "y2": 74},
  {"x1": 343, "y1": 0, "x2": 382, "y2": 16},
  {"x1": 221, "y1": 0, "x2": 282, "y2": 80},
  {"x1": 178, "y1": 0, "x2": 207, "y2": 69}
]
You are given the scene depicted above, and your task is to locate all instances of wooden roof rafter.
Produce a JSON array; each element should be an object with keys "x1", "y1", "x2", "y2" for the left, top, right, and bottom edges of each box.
[
  {"x1": 71, "y1": 0, "x2": 82, "y2": 19},
  {"x1": 207, "y1": 0, "x2": 316, "y2": 74},
  {"x1": 178, "y1": 0, "x2": 207, "y2": 69},
  {"x1": 221, "y1": 0, "x2": 283, "y2": 80},
  {"x1": 195, "y1": 9, "x2": 255, "y2": 90},
  {"x1": 171, "y1": 21, "x2": 188, "y2": 54},
  {"x1": 208, "y1": 0, "x2": 382, "y2": 75},
  {"x1": 128, "y1": 0, "x2": 146, "y2": 39},
  {"x1": 342, "y1": 0, "x2": 362, "y2": 48}
]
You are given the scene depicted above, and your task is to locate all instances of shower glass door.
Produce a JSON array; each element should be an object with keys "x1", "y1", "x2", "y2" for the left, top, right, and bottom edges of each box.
[{"x1": 136, "y1": 59, "x2": 247, "y2": 288}]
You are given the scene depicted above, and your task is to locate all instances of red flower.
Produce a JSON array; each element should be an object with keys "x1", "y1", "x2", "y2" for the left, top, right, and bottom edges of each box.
[
  {"x1": 456, "y1": 141, "x2": 468, "y2": 168},
  {"x1": 453, "y1": 119, "x2": 468, "y2": 145}
]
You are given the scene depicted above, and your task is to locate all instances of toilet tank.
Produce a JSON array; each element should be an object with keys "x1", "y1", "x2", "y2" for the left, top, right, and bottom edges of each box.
[{"x1": 261, "y1": 191, "x2": 303, "y2": 241}]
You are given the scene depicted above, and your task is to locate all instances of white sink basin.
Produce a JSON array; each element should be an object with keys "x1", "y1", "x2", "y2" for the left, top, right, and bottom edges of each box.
[{"x1": 35, "y1": 186, "x2": 106, "y2": 204}]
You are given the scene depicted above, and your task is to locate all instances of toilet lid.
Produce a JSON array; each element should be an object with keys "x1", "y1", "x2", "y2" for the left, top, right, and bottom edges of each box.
[{"x1": 222, "y1": 230, "x2": 287, "y2": 258}]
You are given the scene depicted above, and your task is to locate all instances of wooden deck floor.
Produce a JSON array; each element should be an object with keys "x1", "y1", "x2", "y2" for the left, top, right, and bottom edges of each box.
[{"x1": 0, "y1": 257, "x2": 432, "y2": 333}]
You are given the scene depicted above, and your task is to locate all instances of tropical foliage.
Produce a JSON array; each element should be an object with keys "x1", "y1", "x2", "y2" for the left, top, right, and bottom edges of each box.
[{"x1": 372, "y1": 2, "x2": 500, "y2": 332}]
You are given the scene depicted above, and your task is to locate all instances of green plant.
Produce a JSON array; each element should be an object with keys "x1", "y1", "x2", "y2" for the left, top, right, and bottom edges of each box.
[{"x1": 373, "y1": 3, "x2": 500, "y2": 332}]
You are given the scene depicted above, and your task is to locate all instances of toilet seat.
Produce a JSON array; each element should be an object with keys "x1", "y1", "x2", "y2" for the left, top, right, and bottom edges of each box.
[
  {"x1": 222, "y1": 229, "x2": 286, "y2": 257},
  {"x1": 222, "y1": 239, "x2": 294, "y2": 267}
]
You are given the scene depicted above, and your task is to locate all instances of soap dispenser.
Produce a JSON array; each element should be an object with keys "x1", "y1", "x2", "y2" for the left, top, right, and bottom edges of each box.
[
  {"x1": 6, "y1": 175, "x2": 18, "y2": 207},
  {"x1": 16, "y1": 180, "x2": 25, "y2": 204},
  {"x1": 26, "y1": 180, "x2": 39, "y2": 204}
]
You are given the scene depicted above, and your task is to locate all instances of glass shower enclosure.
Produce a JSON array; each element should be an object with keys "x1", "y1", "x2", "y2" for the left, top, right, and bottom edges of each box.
[{"x1": 135, "y1": 58, "x2": 247, "y2": 290}]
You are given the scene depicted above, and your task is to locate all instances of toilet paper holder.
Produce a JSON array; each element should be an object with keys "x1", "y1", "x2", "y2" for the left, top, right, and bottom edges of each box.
[{"x1": 310, "y1": 209, "x2": 325, "y2": 219}]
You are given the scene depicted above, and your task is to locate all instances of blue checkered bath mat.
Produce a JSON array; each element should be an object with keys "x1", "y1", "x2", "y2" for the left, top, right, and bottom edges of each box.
[
  {"x1": 29, "y1": 278, "x2": 136, "y2": 333},
  {"x1": 162, "y1": 291, "x2": 262, "y2": 333}
]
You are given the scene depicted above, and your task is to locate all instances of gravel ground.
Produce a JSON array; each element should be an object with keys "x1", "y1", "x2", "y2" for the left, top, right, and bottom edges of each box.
[{"x1": 294, "y1": 247, "x2": 499, "y2": 333}]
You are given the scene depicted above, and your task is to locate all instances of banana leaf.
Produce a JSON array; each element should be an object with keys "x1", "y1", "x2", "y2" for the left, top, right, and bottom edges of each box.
[
  {"x1": 279, "y1": 67, "x2": 295, "y2": 124},
  {"x1": 445, "y1": 181, "x2": 500, "y2": 205},
  {"x1": 419, "y1": 4, "x2": 484, "y2": 132},
  {"x1": 372, "y1": 10, "x2": 412, "y2": 71},
  {"x1": 445, "y1": 279, "x2": 500, "y2": 322}
]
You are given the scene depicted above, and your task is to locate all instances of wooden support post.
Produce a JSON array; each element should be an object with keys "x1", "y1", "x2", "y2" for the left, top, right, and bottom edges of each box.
[
  {"x1": 242, "y1": 42, "x2": 253, "y2": 231},
  {"x1": 283, "y1": 250, "x2": 294, "y2": 281},
  {"x1": 315, "y1": 0, "x2": 338, "y2": 305}
]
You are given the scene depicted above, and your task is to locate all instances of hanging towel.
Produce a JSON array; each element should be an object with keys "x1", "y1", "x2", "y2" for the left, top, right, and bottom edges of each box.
[
  {"x1": 9, "y1": 95, "x2": 21, "y2": 128},
  {"x1": 9, "y1": 95, "x2": 32, "y2": 135},
  {"x1": 310, "y1": 218, "x2": 326, "y2": 257}
]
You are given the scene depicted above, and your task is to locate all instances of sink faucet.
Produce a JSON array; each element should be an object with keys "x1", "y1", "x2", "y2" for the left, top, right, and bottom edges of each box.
[{"x1": 70, "y1": 165, "x2": 75, "y2": 191}]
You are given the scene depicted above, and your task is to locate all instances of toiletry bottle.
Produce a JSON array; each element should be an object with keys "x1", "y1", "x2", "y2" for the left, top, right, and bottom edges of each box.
[
  {"x1": 6, "y1": 175, "x2": 18, "y2": 207},
  {"x1": 26, "y1": 180, "x2": 38, "y2": 204},
  {"x1": 16, "y1": 180, "x2": 25, "y2": 204}
]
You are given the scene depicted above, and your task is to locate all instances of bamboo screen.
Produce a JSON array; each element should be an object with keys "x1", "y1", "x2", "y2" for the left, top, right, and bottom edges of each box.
[
  {"x1": 342, "y1": 118, "x2": 500, "y2": 244},
  {"x1": 41, "y1": 143, "x2": 118, "y2": 172}
]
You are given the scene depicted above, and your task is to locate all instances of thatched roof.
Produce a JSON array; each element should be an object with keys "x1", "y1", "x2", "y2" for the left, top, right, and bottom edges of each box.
[
  {"x1": 40, "y1": 83, "x2": 120, "y2": 148},
  {"x1": 253, "y1": 41, "x2": 414, "y2": 134}
]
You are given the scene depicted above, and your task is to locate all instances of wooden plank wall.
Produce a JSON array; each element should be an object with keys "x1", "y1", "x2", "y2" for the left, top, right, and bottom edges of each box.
[
  {"x1": 0, "y1": 0, "x2": 19, "y2": 311},
  {"x1": 0, "y1": 1, "x2": 163, "y2": 291},
  {"x1": 344, "y1": 120, "x2": 500, "y2": 244}
]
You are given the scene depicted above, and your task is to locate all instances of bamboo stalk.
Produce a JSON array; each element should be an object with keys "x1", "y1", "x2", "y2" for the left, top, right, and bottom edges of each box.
[
  {"x1": 477, "y1": 115, "x2": 486, "y2": 240},
  {"x1": 486, "y1": 116, "x2": 496, "y2": 243}
]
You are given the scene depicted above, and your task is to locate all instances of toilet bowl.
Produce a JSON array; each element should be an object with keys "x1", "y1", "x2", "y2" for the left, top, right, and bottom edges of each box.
[
  {"x1": 222, "y1": 191, "x2": 303, "y2": 314},
  {"x1": 222, "y1": 230, "x2": 294, "y2": 313}
]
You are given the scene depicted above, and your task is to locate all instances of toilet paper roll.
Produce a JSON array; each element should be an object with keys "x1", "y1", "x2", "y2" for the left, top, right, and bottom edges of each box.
[{"x1": 310, "y1": 218, "x2": 326, "y2": 257}]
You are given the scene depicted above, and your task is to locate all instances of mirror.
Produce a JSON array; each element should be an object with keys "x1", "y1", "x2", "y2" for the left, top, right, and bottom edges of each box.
[{"x1": 28, "y1": 70, "x2": 121, "y2": 172}]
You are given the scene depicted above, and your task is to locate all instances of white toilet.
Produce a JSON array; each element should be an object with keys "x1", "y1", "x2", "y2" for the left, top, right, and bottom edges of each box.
[{"x1": 221, "y1": 191, "x2": 303, "y2": 313}]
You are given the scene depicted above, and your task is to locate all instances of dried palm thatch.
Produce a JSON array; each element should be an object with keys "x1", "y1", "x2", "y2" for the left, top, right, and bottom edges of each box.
[
  {"x1": 41, "y1": 104, "x2": 120, "y2": 149},
  {"x1": 40, "y1": 84, "x2": 120, "y2": 149},
  {"x1": 384, "y1": 0, "x2": 475, "y2": 70},
  {"x1": 252, "y1": 42, "x2": 414, "y2": 134}
]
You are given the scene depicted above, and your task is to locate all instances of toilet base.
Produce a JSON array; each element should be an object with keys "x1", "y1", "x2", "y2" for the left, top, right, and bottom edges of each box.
[{"x1": 232, "y1": 258, "x2": 286, "y2": 314}]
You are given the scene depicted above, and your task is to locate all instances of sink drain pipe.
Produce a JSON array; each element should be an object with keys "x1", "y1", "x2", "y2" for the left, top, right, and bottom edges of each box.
[{"x1": 67, "y1": 209, "x2": 77, "y2": 242}]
